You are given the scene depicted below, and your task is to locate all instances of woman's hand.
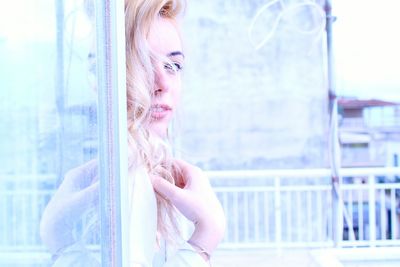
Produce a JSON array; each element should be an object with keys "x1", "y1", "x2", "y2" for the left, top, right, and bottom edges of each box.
[
  {"x1": 40, "y1": 160, "x2": 99, "y2": 255},
  {"x1": 151, "y1": 159, "x2": 226, "y2": 258}
]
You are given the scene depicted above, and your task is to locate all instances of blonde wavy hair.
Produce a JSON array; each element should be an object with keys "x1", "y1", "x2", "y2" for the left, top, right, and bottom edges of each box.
[{"x1": 125, "y1": 0, "x2": 185, "y2": 241}]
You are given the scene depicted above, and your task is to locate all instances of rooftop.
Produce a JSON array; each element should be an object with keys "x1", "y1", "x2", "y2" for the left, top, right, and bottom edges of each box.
[{"x1": 338, "y1": 98, "x2": 399, "y2": 109}]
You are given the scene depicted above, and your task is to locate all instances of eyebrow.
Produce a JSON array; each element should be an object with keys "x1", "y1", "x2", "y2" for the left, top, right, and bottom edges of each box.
[{"x1": 167, "y1": 51, "x2": 185, "y2": 58}]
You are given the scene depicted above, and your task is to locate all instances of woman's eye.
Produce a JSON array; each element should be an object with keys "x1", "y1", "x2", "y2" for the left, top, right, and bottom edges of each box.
[
  {"x1": 164, "y1": 62, "x2": 183, "y2": 73},
  {"x1": 173, "y1": 62, "x2": 183, "y2": 71}
]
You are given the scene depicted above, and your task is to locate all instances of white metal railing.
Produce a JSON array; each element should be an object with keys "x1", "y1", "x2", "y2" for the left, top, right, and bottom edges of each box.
[
  {"x1": 1, "y1": 168, "x2": 400, "y2": 254},
  {"x1": 341, "y1": 116, "x2": 400, "y2": 130},
  {"x1": 208, "y1": 169, "x2": 333, "y2": 249},
  {"x1": 337, "y1": 168, "x2": 400, "y2": 247},
  {"x1": 340, "y1": 118, "x2": 367, "y2": 129},
  {"x1": 207, "y1": 167, "x2": 400, "y2": 249}
]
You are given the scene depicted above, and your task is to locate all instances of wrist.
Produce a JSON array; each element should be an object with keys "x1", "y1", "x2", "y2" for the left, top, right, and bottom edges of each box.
[
  {"x1": 187, "y1": 239, "x2": 210, "y2": 262},
  {"x1": 188, "y1": 220, "x2": 225, "y2": 258}
]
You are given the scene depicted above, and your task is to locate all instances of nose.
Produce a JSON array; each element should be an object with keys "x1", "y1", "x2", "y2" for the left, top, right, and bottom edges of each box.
[{"x1": 154, "y1": 62, "x2": 170, "y2": 95}]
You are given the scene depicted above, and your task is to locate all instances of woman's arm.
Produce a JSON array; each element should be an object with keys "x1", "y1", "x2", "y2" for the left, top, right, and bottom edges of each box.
[
  {"x1": 40, "y1": 160, "x2": 99, "y2": 259},
  {"x1": 152, "y1": 159, "x2": 226, "y2": 264}
]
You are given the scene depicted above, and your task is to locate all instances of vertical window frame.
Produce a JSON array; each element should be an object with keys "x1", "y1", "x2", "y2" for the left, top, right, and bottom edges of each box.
[{"x1": 95, "y1": 0, "x2": 129, "y2": 266}]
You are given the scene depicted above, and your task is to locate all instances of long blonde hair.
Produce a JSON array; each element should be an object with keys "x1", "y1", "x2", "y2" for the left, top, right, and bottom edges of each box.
[{"x1": 125, "y1": 0, "x2": 185, "y2": 241}]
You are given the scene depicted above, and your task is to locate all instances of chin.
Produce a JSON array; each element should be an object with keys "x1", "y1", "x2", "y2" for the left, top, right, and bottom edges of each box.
[{"x1": 150, "y1": 124, "x2": 168, "y2": 139}]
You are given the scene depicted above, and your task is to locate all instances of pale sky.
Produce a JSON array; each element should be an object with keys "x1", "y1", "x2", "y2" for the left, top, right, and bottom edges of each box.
[{"x1": 333, "y1": 0, "x2": 400, "y2": 102}]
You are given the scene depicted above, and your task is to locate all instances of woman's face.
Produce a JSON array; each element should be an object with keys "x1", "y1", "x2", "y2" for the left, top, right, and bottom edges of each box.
[{"x1": 147, "y1": 17, "x2": 184, "y2": 137}]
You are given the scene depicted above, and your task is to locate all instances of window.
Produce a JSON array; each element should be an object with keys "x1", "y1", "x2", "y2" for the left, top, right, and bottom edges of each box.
[{"x1": 0, "y1": 0, "x2": 127, "y2": 265}]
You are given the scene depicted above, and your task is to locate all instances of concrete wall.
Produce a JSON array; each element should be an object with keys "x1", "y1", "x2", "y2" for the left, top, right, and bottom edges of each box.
[{"x1": 178, "y1": 0, "x2": 329, "y2": 170}]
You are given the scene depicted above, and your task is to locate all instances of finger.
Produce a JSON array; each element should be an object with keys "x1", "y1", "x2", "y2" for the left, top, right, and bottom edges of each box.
[
  {"x1": 152, "y1": 176, "x2": 183, "y2": 202},
  {"x1": 173, "y1": 159, "x2": 205, "y2": 187},
  {"x1": 173, "y1": 159, "x2": 199, "y2": 176},
  {"x1": 153, "y1": 176, "x2": 203, "y2": 223}
]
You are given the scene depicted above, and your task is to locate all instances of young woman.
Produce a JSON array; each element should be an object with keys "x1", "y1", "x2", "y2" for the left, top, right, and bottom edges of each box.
[{"x1": 40, "y1": 0, "x2": 226, "y2": 266}]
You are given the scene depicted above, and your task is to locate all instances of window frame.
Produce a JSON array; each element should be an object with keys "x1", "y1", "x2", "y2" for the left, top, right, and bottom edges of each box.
[{"x1": 95, "y1": 0, "x2": 129, "y2": 266}]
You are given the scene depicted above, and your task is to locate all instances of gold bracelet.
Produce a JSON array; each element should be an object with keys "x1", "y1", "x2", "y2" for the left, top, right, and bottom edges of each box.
[{"x1": 187, "y1": 240, "x2": 211, "y2": 262}]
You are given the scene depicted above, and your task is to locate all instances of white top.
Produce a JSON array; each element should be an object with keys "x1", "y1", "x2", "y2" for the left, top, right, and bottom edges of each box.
[{"x1": 52, "y1": 167, "x2": 208, "y2": 267}]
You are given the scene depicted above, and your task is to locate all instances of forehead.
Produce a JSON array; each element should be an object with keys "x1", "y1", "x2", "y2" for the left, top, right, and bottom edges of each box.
[{"x1": 147, "y1": 17, "x2": 182, "y2": 56}]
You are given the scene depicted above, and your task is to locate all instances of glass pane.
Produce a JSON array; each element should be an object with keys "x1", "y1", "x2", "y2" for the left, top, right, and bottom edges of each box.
[{"x1": 0, "y1": 0, "x2": 101, "y2": 266}]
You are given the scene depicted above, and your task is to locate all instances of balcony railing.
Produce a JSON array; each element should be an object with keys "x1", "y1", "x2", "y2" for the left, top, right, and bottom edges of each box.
[
  {"x1": 340, "y1": 117, "x2": 400, "y2": 130},
  {"x1": 1, "y1": 168, "x2": 400, "y2": 263},
  {"x1": 208, "y1": 167, "x2": 400, "y2": 249}
]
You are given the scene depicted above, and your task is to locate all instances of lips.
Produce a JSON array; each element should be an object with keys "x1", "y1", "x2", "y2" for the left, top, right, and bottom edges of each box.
[{"x1": 150, "y1": 104, "x2": 172, "y2": 120}]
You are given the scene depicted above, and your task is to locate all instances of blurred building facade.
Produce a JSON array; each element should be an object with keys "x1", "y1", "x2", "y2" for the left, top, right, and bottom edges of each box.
[
  {"x1": 338, "y1": 98, "x2": 400, "y2": 169},
  {"x1": 179, "y1": 0, "x2": 329, "y2": 170}
]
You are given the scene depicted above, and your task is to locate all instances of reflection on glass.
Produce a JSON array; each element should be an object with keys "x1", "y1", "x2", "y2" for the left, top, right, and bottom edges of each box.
[{"x1": 0, "y1": 0, "x2": 99, "y2": 266}]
